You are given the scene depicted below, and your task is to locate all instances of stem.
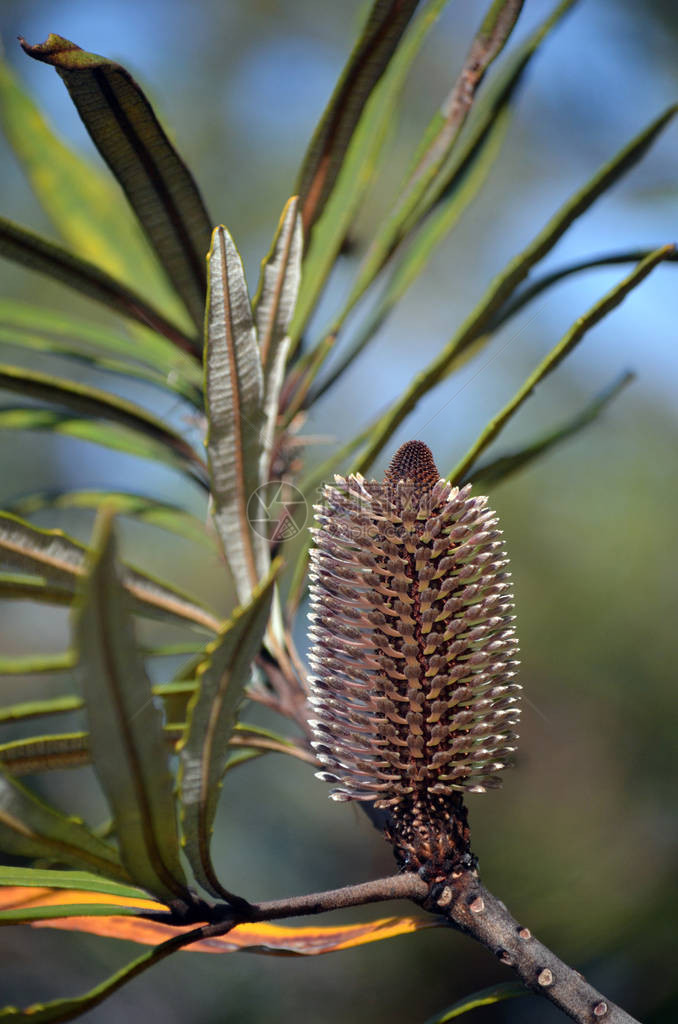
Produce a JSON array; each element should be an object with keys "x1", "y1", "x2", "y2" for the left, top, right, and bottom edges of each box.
[
  {"x1": 51, "y1": 870, "x2": 640, "y2": 1023},
  {"x1": 425, "y1": 869, "x2": 639, "y2": 1024}
]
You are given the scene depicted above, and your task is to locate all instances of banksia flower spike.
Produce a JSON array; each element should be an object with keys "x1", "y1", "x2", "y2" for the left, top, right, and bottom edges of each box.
[{"x1": 307, "y1": 441, "x2": 520, "y2": 874}]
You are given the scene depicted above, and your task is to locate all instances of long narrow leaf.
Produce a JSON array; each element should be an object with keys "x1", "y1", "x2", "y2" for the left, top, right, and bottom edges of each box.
[
  {"x1": 0, "y1": 217, "x2": 198, "y2": 355},
  {"x1": 0, "y1": 651, "x2": 74, "y2": 675},
  {"x1": 205, "y1": 226, "x2": 268, "y2": 602},
  {"x1": 0, "y1": 942, "x2": 179, "y2": 1024},
  {"x1": 306, "y1": 0, "x2": 576, "y2": 369},
  {"x1": 0, "y1": 407, "x2": 208, "y2": 485},
  {"x1": 0, "y1": 916, "x2": 437, "y2": 1024},
  {"x1": 0, "y1": 513, "x2": 220, "y2": 633},
  {"x1": 467, "y1": 371, "x2": 634, "y2": 487},
  {"x1": 309, "y1": 102, "x2": 511, "y2": 404},
  {"x1": 295, "y1": 0, "x2": 420, "y2": 235},
  {"x1": 20, "y1": 34, "x2": 213, "y2": 334},
  {"x1": 0, "y1": 866, "x2": 147, "y2": 897},
  {"x1": 0, "y1": 363, "x2": 206, "y2": 483},
  {"x1": 0, "y1": 55, "x2": 189, "y2": 329},
  {"x1": 290, "y1": 0, "x2": 450, "y2": 347},
  {"x1": 0, "y1": 645, "x2": 203, "y2": 678},
  {"x1": 423, "y1": 983, "x2": 527, "y2": 1023},
  {"x1": 350, "y1": 0, "x2": 524, "y2": 301},
  {"x1": 0, "y1": 327, "x2": 201, "y2": 408},
  {"x1": 0, "y1": 572, "x2": 72, "y2": 606},
  {"x1": 0, "y1": 698, "x2": 82, "y2": 726},
  {"x1": 0, "y1": 721, "x2": 307, "y2": 778},
  {"x1": 9, "y1": 491, "x2": 216, "y2": 551},
  {"x1": 179, "y1": 563, "x2": 279, "y2": 898},
  {"x1": 0, "y1": 299, "x2": 202, "y2": 388},
  {"x1": 351, "y1": 106, "x2": 677, "y2": 473},
  {"x1": 491, "y1": 247, "x2": 678, "y2": 327},
  {"x1": 450, "y1": 248, "x2": 673, "y2": 483},
  {"x1": 75, "y1": 510, "x2": 189, "y2": 903},
  {"x1": 0, "y1": 765, "x2": 127, "y2": 880},
  {"x1": 253, "y1": 198, "x2": 303, "y2": 481},
  {"x1": 0, "y1": 733, "x2": 92, "y2": 775}
]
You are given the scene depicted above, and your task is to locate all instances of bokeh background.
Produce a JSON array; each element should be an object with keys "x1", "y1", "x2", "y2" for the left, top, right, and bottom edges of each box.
[{"x1": 0, "y1": 0, "x2": 677, "y2": 1021}]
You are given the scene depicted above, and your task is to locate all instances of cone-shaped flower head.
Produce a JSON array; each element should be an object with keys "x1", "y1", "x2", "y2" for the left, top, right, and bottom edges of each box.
[{"x1": 307, "y1": 441, "x2": 520, "y2": 869}]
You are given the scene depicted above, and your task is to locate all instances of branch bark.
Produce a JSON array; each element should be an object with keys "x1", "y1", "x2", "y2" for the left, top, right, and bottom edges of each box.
[
  {"x1": 423, "y1": 869, "x2": 639, "y2": 1024},
  {"x1": 150, "y1": 870, "x2": 639, "y2": 1024}
]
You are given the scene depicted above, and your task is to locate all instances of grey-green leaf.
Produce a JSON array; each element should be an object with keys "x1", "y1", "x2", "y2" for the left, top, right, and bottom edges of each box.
[
  {"x1": 0, "y1": 362, "x2": 206, "y2": 485},
  {"x1": 0, "y1": 298, "x2": 202, "y2": 389},
  {"x1": 0, "y1": 765, "x2": 127, "y2": 880},
  {"x1": 9, "y1": 491, "x2": 216, "y2": 552},
  {"x1": 295, "y1": 0, "x2": 420, "y2": 235},
  {"x1": 467, "y1": 371, "x2": 634, "y2": 488},
  {"x1": 424, "y1": 982, "x2": 527, "y2": 1023},
  {"x1": 0, "y1": 512, "x2": 219, "y2": 632},
  {"x1": 0, "y1": 53, "x2": 189, "y2": 330},
  {"x1": 450, "y1": 247, "x2": 673, "y2": 483},
  {"x1": 205, "y1": 225, "x2": 269, "y2": 602},
  {"x1": 20, "y1": 34, "x2": 213, "y2": 335},
  {"x1": 0, "y1": 216, "x2": 198, "y2": 356},
  {"x1": 179, "y1": 562, "x2": 279, "y2": 898},
  {"x1": 351, "y1": 105, "x2": 677, "y2": 473},
  {"x1": 253, "y1": 197, "x2": 303, "y2": 482},
  {"x1": 74, "y1": 510, "x2": 189, "y2": 903}
]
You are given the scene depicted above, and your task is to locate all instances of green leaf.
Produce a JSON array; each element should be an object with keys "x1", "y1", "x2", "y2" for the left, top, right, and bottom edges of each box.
[
  {"x1": 491, "y1": 247, "x2": 678, "y2": 328},
  {"x1": 0, "y1": 718, "x2": 306, "y2": 778},
  {"x1": 0, "y1": 217, "x2": 199, "y2": 356},
  {"x1": 290, "y1": 0, "x2": 451, "y2": 347},
  {"x1": 348, "y1": 0, "x2": 524, "y2": 304},
  {"x1": 0, "y1": 407, "x2": 207, "y2": 483},
  {"x1": 0, "y1": 903, "x2": 147, "y2": 924},
  {"x1": 0, "y1": 697, "x2": 82, "y2": 726},
  {"x1": 0, "y1": 764, "x2": 127, "y2": 879},
  {"x1": 9, "y1": 491, "x2": 216, "y2": 552},
  {"x1": 0, "y1": 571, "x2": 72, "y2": 606},
  {"x1": 0, "y1": 865, "x2": 146, "y2": 898},
  {"x1": 254, "y1": 198, "x2": 303, "y2": 483},
  {"x1": 309, "y1": 101, "x2": 511, "y2": 404},
  {"x1": 205, "y1": 225, "x2": 269, "y2": 602},
  {"x1": 351, "y1": 105, "x2": 677, "y2": 473},
  {"x1": 0, "y1": 723, "x2": 185, "y2": 778},
  {"x1": 0, "y1": 299, "x2": 202, "y2": 392},
  {"x1": 295, "y1": 0, "x2": 420, "y2": 235},
  {"x1": 304, "y1": 0, "x2": 581, "y2": 391},
  {"x1": 0, "y1": 644, "x2": 202, "y2": 678},
  {"x1": 75, "y1": 509, "x2": 189, "y2": 903},
  {"x1": 20, "y1": 34, "x2": 213, "y2": 335},
  {"x1": 0, "y1": 363, "x2": 207, "y2": 485},
  {"x1": 0, "y1": 512, "x2": 220, "y2": 633},
  {"x1": 0, "y1": 941, "x2": 179, "y2": 1023},
  {"x1": 0, "y1": 733, "x2": 89, "y2": 776},
  {"x1": 423, "y1": 982, "x2": 527, "y2": 1023},
  {"x1": 467, "y1": 371, "x2": 634, "y2": 488},
  {"x1": 449, "y1": 247, "x2": 673, "y2": 483},
  {"x1": 0, "y1": 651, "x2": 74, "y2": 675},
  {"x1": 0, "y1": 325, "x2": 201, "y2": 408},
  {"x1": 0, "y1": 55, "x2": 189, "y2": 330},
  {"x1": 178, "y1": 562, "x2": 279, "y2": 898}
]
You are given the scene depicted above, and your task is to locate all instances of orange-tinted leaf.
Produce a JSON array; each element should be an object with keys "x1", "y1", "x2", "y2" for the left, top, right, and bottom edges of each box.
[
  {"x1": 0, "y1": 886, "x2": 158, "y2": 915},
  {"x1": 2, "y1": 885, "x2": 438, "y2": 953},
  {"x1": 33, "y1": 910, "x2": 438, "y2": 954}
]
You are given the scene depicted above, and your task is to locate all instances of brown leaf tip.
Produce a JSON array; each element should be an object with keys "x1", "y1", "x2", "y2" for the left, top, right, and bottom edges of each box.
[{"x1": 384, "y1": 440, "x2": 440, "y2": 491}]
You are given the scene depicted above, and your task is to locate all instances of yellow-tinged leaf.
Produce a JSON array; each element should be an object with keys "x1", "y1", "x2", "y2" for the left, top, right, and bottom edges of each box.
[{"x1": 0, "y1": 885, "x2": 439, "y2": 953}]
